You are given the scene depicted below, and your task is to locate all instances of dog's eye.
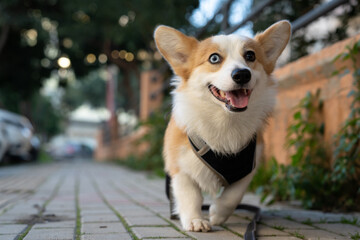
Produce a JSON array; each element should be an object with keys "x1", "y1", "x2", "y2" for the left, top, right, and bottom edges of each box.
[
  {"x1": 244, "y1": 51, "x2": 256, "y2": 62},
  {"x1": 209, "y1": 53, "x2": 221, "y2": 64}
]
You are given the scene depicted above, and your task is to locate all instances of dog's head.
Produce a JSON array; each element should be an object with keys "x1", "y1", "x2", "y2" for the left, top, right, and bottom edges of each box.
[{"x1": 154, "y1": 21, "x2": 291, "y2": 114}]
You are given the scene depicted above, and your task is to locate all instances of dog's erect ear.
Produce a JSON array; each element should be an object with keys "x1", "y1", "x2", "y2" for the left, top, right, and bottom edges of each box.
[
  {"x1": 154, "y1": 26, "x2": 198, "y2": 77},
  {"x1": 255, "y1": 20, "x2": 291, "y2": 73}
]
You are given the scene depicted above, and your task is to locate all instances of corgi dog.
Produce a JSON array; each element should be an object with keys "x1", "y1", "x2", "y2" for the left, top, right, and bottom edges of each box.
[{"x1": 154, "y1": 20, "x2": 291, "y2": 232}]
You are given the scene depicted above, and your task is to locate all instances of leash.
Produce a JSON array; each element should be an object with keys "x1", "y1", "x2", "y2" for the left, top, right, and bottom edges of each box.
[{"x1": 165, "y1": 174, "x2": 260, "y2": 240}]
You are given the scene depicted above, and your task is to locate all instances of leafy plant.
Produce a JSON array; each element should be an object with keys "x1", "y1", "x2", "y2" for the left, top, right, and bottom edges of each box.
[
  {"x1": 331, "y1": 40, "x2": 360, "y2": 209},
  {"x1": 254, "y1": 90, "x2": 331, "y2": 208},
  {"x1": 252, "y1": 40, "x2": 360, "y2": 211},
  {"x1": 350, "y1": 232, "x2": 360, "y2": 240}
]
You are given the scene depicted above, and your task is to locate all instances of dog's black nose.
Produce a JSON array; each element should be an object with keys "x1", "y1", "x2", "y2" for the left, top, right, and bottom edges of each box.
[{"x1": 231, "y1": 68, "x2": 251, "y2": 85}]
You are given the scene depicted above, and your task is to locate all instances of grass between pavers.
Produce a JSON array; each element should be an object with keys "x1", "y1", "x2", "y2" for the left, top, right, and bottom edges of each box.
[
  {"x1": 131, "y1": 224, "x2": 171, "y2": 227},
  {"x1": 272, "y1": 224, "x2": 285, "y2": 231},
  {"x1": 16, "y1": 225, "x2": 32, "y2": 240},
  {"x1": 291, "y1": 231, "x2": 305, "y2": 239},
  {"x1": 107, "y1": 180, "x2": 196, "y2": 240},
  {"x1": 341, "y1": 217, "x2": 359, "y2": 226},
  {"x1": 75, "y1": 177, "x2": 82, "y2": 240},
  {"x1": 0, "y1": 202, "x2": 15, "y2": 216},
  {"x1": 220, "y1": 225, "x2": 244, "y2": 238},
  {"x1": 140, "y1": 238, "x2": 190, "y2": 239},
  {"x1": 301, "y1": 218, "x2": 314, "y2": 226},
  {"x1": 350, "y1": 232, "x2": 360, "y2": 240},
  {"x1": 16, "y1": 175, "x2": 64, "y2": 240},
  {"x1": 259, "y1": 221, "x2": 290, "y2": 238},
  {"x1": 90, "y1": 176, "x2": 141, "y2": 240}
]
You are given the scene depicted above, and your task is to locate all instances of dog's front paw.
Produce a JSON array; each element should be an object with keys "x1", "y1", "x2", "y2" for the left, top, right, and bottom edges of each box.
[
  {"x1": 209, "y1": 204, "x2": 229, "y2": 226},
  {"x1": 182, "y1": 218, "x2": 211, "y2": 232}
]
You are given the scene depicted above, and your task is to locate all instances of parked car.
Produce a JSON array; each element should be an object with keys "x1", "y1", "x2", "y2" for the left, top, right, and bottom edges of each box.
[
  {"x1": 0, "y1": 121, "x2": 10, "y2": 163},
  {"x1": 50, "y1": 141, "x2": 93, "y2": 160},
  {"x1": 0, "y1": 109, "x2": 37, "y2": 162}
]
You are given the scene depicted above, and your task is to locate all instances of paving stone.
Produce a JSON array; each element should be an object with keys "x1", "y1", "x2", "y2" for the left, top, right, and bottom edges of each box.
[
  {"x1": 147, "y1": 239, "x2": 192, "y2": 240},
  {"x1": 225, "y1": 215, "x2": 250, "y2": 224},
  {"x1": 114, "y1": 205, "x2": 147, "y2": 212},
  {"x1": 315, "y1": 223, "x2": 360, "y2": 236},
  {"x1": 187, "y1": 226, "x2": 242, "y2": 240},
  {"x1": 81, "y1": 213, "x2": 119, "y2": 223},
  {"x1": 285, "y1": 228, "x2": 346, "y2": 240},
  {"x1": 0, "y1": 214, "x2": 30, "y2": 224},
  {"x1": 124, "y1": 215, "x2": 169, "y2": 226},
  {"x1": 257, "y1": 237, "x2": 302, "y2": 240},
  {"x1": 226, "y1": 221, "x2": 291, "y2": 237},
  {"x1": 81, "y1": 209, "x2": 114, "y2": 215},
  {"x1": 0, "y1": 235, "x2": 17, "y2": 240},
  {"x1": 32, "y1": 220, "x2": 75, "y2": 229},
  {"x1": 266, "y1": 209, "x2": 356, "y2": 223},
  {"x1": 42, "y1": 212, "x2": 77, "y2": 220},
  {"x1": 260, "y1": 216, "x2": 314, "y2": 229},
  {"x1": 5, "y1": 205, "x2": 39, "y2": 213},
  {"x1": 117, "y1": 209, "x2": 155, "y2": 217},
  {"x1": 80, "y1": 204, "x2": 109, "y2": 210},
  {"x1": 257, "y1": 224, "x2": 291, "y2": 236},
  {"x1": 0, "y1": 224, "x2": 27, "y2": 234},
  {"x1": 234, "y1": 209, "x2": 256, "y2": 220},
  {"x1": 132, "y1": 227, "x2": 185, "y2": 238},
  {"x1": 81, "y1": 233, "x2": 132, "y2": 240},
  {"x1": 225, "y1": 222, "x2": 248, "y2": 236},
  {"x1": 169, "y1": 219, "x2": 183, "y2": 230},
  {"x1": 24, "y1": 228, "x2": 73, "y2": 240},
  {"x1": 81, "y1": 222, "x2": 127, "y2": 234}
]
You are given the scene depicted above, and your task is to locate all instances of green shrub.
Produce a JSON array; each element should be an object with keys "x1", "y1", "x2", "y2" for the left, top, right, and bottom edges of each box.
[{"x1": 252, "y1": 40, "x2": 360, "y2": 211}]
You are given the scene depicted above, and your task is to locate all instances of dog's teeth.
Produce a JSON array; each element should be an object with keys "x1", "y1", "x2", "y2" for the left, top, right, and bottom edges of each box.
[
  {"x1": 220, "y1": 90, "x2": 225, "y2": 98},
  {"x1": 243, "y1": 89, "x2": 247, "y2": 95}
]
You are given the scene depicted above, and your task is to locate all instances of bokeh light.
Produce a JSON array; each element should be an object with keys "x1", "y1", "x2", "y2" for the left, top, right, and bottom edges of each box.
[
  {"x1": 86, "y1": 54, "x2": 96, "y2": 64},
  {"x1": 119, "y1": 15, "x2": 129, "y2": 27},
  {"x1": 119, "y1": 50, "x2": 127, "y2": 59},
  {"x1": 98, "y1": 54, "x2": 108, "y2": 64},
  {"x1": 125, "y1": 52, "x2": 134, "y2": 62},
  {"x1": 62, "y1": 38, "x2": 73, "y2": 48},
  {"x1": 111, "y1": 50, "x2": 119, "y2": 59},
  {"x1": 57, "y1": 56, "x2": 71, "y2": 68}
]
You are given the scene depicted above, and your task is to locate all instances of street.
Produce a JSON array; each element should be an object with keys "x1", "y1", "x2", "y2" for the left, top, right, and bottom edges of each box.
[{"x1": 0, "y1": 161, "x2": 359, "y2": 240}]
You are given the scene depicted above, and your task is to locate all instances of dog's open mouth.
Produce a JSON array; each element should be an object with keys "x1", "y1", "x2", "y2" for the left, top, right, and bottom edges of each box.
[{"x1": 209, "y1": 85, "x2": 252, "y2": 112}]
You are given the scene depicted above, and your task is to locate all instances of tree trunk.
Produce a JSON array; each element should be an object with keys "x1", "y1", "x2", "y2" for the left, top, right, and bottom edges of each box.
[{"x1": 0, "y1": 25, "x2": 10, "y2": 56}]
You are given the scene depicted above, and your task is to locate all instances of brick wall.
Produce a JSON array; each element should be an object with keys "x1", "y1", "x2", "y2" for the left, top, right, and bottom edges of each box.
[
  {"x1": 95, "y1": 70, "x2": 162, "y2": 161},
  {"x1": 264, "y1": 33, "x2": 360, "y2": 164},
  {"x1": 140, "y1": 70, "x2": 164, "y2": 121},
  {"x1": 95, "y1": 126, "x2": 149, "y2": 161}
]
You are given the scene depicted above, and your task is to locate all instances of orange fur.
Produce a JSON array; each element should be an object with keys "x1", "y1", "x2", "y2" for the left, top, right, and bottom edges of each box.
[{"x1": 163, "y1": 117, "x2": 188, "y2": 177}]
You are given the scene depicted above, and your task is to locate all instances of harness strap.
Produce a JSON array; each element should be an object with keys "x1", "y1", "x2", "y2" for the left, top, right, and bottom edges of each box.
[{"x1": 188, "y1": 134, "x2": 257, "y2": 186}]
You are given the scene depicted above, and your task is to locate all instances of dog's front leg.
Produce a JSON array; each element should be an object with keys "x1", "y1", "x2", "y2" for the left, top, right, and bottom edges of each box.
[
  {"x1": 209, "y1": 172, "x2": 255, "y2": 225},
  {"x1": 172, "y1": 173, "x2": 211, "y2": 232}
]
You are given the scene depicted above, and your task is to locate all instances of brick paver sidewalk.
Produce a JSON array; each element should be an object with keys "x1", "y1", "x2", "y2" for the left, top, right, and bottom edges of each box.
[{"x1": 0, "y1": 161, "x2": 359, "y2": 240}]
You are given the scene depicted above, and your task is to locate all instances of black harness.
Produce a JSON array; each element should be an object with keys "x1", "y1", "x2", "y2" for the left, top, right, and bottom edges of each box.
[
  {"x1": 188, "y1": 135, "x2": 257, "y2": 186},
  {"x1": 165, "y1": 134, "x2": 261, "y2": 240}
]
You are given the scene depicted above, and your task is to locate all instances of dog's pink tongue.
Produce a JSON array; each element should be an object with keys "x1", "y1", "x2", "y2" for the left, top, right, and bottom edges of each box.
[{"x1": 225, "y1": 90, "x2": 249, "y2": 108}]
